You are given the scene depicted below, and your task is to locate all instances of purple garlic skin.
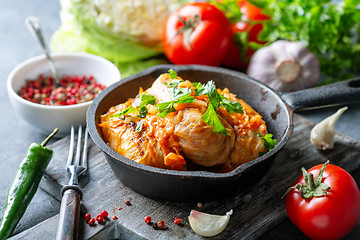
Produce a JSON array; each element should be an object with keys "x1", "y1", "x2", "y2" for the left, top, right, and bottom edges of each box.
[{"x1": 247, "y1": 40, "x2": 320, "y2": 92}]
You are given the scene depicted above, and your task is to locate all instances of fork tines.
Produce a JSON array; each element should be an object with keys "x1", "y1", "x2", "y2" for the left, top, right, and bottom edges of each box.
[{"x1": 66, "y1": 125, "x2": 88, "y2": 175}]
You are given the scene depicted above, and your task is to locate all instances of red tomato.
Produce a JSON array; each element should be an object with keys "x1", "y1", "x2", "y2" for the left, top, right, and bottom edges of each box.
[
  {"x1": 285, "y1": 162, "x2": 360, "y2": 240},
  {"x1": 222, "y1": 0, "x2": 269, "y2": 69},
  {"x1": 237, "y1": 0, "x2": 269, "y2": 21},
  {"x1": 162, "y1": 2, "x2": 232, "y2": 66}
]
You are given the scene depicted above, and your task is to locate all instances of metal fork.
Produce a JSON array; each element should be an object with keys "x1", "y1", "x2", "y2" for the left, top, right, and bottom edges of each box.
[{"x1": 56, "y1": 125, "x2": 88, "y2": 240}]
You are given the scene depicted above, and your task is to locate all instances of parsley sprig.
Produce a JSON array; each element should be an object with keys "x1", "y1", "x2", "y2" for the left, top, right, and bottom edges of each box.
[
  {"x1": 110, "y1": 106, "x2": 138, "y2": 118},
  {"x1": 194, "y1": 80, "x2": 243, "y2": 135},
  {"x1": 258, "y1": 133, "x2": 277, "y2": 152},
  {"x1": 156, "y1": 94, "x2": 195, "y2": 117},
  {"x1": 159, "y1": 78, "x2": 243, "y2": 135},
  {"x1": 168, "y1": 69, "x2": 178, "y2": 80},
  {"x1": 134, "y1": 94, "x2": 156, "y2": 118},
  {"x1": 136, "y1": 119, "x2": 145, "y2": 132},
  {"x1": 110, "y1": 94, "x2": 156, "y2": 119},
  {"x1": 156, "y1": 71, "x2": 195, "y2": 117},
  {"x1": 165, "y1": 79, "x2": 182, "y2": 88},
  {"x1": 110, "y1": 94, "x2": 156, "y2": 132}
]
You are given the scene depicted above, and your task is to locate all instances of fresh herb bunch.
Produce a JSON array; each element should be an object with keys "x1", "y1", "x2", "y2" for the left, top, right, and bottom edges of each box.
[
  {"x1": 249, "y1": 0, "x2": 360, "y2": 82},
  {"x1": 210, "y1": 0, "x2": 243, "y2": 23}
]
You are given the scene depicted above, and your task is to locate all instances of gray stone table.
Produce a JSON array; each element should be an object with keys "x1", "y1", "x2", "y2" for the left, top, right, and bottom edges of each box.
[{"x1": 0, "y1": 0, "x2": 359, "y2": 239}]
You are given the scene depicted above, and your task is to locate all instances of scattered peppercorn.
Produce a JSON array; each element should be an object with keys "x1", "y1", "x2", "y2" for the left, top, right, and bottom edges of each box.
[
  {"x1": 125, "y1": 200, "x2": 131, "y2": 206},
  {"x1": 18, "y1": 74, "x2": 106, "y2": 106},
  {"x1": 96, "y1": 214, "x2": 104, "y2": 224},
  {"x1": 101, "y1": 210, "x2": 109, "y2": 218},
  {"x1": 156, "y1": 220, "x2": 166, "y2": 230},
  {"x1": 85, "y1": 209, "x2": 119, "y2": 227},
  {"x1": 197, "y1": 202, "x2": 203, "y2": 208},
  {"x1": 84, "y1": 213, "x2": 91, "y2": 222},
  {"x1": 88, "y1": 218, "x2": 96, "y2": 226},
  {"x1": 144, "y1": 216, "x2": 152, "y2": 224},
  {"x1": 174, "y1": 217, "x2": 182, "y2": 225}
]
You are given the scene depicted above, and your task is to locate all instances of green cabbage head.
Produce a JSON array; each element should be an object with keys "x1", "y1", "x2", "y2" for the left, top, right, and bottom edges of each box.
[{"x1": 51, "y1": 0, "x2": 191, "y2": 77}]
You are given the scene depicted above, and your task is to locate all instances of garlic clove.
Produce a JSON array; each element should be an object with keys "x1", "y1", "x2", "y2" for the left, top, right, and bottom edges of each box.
[
  {"x1": 188, "y1": 209, "x2": 233, "y2": 237},
  {"x1": 310, "y1": 107, "x2": 348, "y2": 150}
]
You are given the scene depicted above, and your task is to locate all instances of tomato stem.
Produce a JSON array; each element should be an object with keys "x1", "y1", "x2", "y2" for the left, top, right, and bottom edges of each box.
[
  {"x1": 307, "y1": 173, "x2": 316, "y2": 191},
  {"x1": 283, "y1": 160, "x2": 331, "y2": 199},
  {"x1": 175, "y1": 14, "x2": 201, "y2": 50}
]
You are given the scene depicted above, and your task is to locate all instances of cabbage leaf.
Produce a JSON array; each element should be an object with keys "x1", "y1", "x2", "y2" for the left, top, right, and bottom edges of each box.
[{"x1": 51, "y1": 0, "x2": 191, "y2": 77}]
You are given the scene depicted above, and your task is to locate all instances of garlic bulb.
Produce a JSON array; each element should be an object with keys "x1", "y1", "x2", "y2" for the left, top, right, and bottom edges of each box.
[
  {"x1": 310, "y1": 107, "x2": 348, "y2": 150},
  {"x1": 188, "y1": 209, "x2": 233, "y2": 237},
  {"x1": 247, "y1": 40, "x2": 320, "y2": 92}
]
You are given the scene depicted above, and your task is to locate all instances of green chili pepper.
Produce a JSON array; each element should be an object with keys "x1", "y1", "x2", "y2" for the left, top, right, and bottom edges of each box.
[{"x1": 0, "y1": 128, "x2": 58, "y2": 240}]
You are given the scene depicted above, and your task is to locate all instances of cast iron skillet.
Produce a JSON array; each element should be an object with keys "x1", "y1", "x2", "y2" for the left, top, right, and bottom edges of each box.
[{"x1": 87, "y1": 64, "x2": 360, "y2": 201}]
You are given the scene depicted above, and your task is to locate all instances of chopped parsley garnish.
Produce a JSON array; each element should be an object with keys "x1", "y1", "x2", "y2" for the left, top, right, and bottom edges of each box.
[
  {"x1": 156, "y1": 70, "x2": 195, "y2": 117},
  {"x1": 138, "y1": 94, "x2": 156, "y2": 106},
  {"x1": 110, "y1": 71, "x2": 251, "y2": 137},
  {"x1": 136, "y1": 119, "x2": 145, "y2": 132},
  {"x1": 137, "y1": 105, "x2": 148, "y2": 118},
  {"x1": 170, "y1": 87, "x2": 192, "y2": 100},
  {"x1": 109, "y1": 106, "x2": 138, "y2": 118},
  {"x1": 110, "y1": 94, "x2": 156, "y2": 119},
  {"x1": 168, "y1": 69, "x2": 178, "y2": 80},
  {"x1": 219, "y1": 95, "x2": 243, "y2": 114},
  {"x1": 258, "y1": 133, "x2": 277, "y2": 152},
  {"x1": 136, "y1": 94, "x2": 156, "y2": 118},
  {"x1": 156, "y1": 94, "x2": 195, "y2": 117},
  {"x1": 165, "y1": 79, "x2": 182, "y2": 88},
  {"x1": 202, "y1": 103, "x2": 229, "y2": 135},
  {"x1": 193, "y1": 80, "x2": 243, "y2": 135},
  {"x1": 192, "y1": 82, "x2": 204, "y2": 92},
  {"x1": 164, "y1": 69, "x2": 183, "y2": 88}
]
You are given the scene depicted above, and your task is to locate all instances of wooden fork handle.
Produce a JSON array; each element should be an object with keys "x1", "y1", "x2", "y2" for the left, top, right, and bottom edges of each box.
[{"x1": 56, "y1": 185, "x2": 82, "y2": 240}]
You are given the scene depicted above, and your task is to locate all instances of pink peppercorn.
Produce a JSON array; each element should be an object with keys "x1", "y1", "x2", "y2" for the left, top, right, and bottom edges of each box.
[
  {"x1": 84, "y1": 213, "x2": 91, "y2": 222},
  {"x1": 96, "y1": 214, "x2": 104, "y2": 224},
  {"x1": 101, "y1": 210, "x2": 109, "y2": 218},
  {"x1": 18, "y1": 74, "x2": 106, "y2": 106},
  {"x1": 88, "y1": 218, "x2": 96, "y2": 226},
  {"x1": 174, "y1": 217, "x2": 182, "y2": 225},
  {"x1": 144, "y1": 216, "x2": 152, "y2": 224},
  {"x1": 156, "y1": 220, "x2": 166, "y2": 230}
]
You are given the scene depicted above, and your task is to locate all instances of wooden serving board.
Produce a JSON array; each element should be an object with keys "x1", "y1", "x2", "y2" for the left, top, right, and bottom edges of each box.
[{"x1": 11, "y1": 114, "x2": 360, "y2": 240}]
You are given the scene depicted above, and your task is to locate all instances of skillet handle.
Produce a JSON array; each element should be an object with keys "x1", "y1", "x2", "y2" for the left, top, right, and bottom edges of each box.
[{"x1": 280, "y1": 77, "x2": 360, "y2": 111}]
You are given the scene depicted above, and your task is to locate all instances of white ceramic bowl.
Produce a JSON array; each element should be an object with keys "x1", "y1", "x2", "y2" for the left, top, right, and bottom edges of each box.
[{"x1": 7, "y1": 52, "x2": 121, "y2": 137}]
